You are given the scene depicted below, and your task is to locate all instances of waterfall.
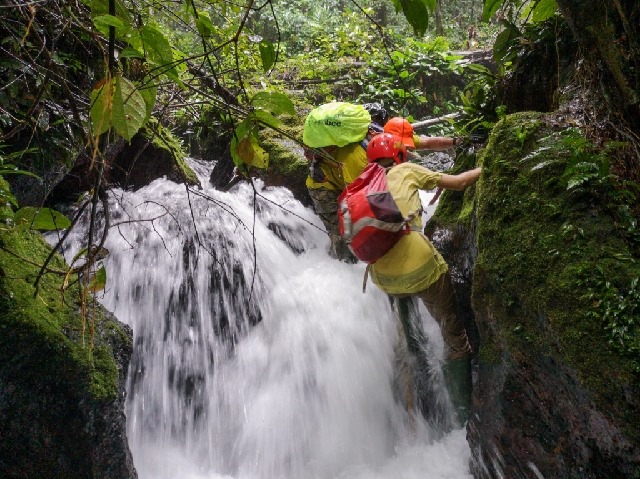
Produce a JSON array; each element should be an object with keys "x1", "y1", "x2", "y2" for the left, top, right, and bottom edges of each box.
[{"x1": 56, "y1": 158, "x2": 472, "y2": 479}]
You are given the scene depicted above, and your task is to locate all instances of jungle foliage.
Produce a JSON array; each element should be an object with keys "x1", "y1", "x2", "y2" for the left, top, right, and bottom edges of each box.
[{"x1": 1, "y1": 0, "x2": 639, "y2": 367}]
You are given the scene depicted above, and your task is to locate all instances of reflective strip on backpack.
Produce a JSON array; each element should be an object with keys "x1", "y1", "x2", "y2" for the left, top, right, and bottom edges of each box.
[{"x1": 351, "y1": 216, "x2": 406, "y2": 236}]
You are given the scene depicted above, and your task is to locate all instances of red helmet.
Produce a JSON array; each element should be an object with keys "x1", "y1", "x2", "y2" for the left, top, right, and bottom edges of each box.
[{"x1": 366, "y1": 133, "x2": 407, "y2": 165}]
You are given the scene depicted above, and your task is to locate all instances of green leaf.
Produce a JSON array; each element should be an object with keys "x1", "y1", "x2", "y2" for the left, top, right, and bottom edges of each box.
[
  {"x1": 195, "y1": 15, "x2": 215, "y2": 37},
  {"x1": 92, "y1": 14, "x2": 128, "y2": 37},
  {"x1": 251, "y1": 92, "x2": 295, "y2": 116},
  {"x1": 14, "y1": 207, "x2": 72, "y2": 231},
  {"x1": 258, "y1": 40, "x2": 276, "y2": 72},
  {"x1": 90, "y1": 78, "x2": 114, "y2": 137},
  {"x1": 0, "y1": 167, "x2": 40, "y2": 179},
  {"x1": 493, "y1": 21, "x2": 520, "y2": 65},
  {"x1": 140, "y1": 25, "x2": 174, "y2": 66},
  {"x1": 531, "y1": 0, "x2": 557, "y2": 22},
  {"x1": 237, "y1": 135, "x2": 269, "y2": 169},
  {"x1": 90, "y1": 0, "x2": 133, "y2": 23},
  {"x1": 483, "y1": 0, "x2": 506, "y2": 22},
  {"x1": 111, "y1": 76, "x2": 146, "y2": 141},
  {"x1": 230, "y1": 119, "x2": 268, "y2": 169},
  {"x1": 400, "y1": 0, "x2": 429, "y2": 36},
  {"x1": 465, "y1": 63, "x2": 493, "y2": 75},
  {"x1": 251, "y1": 110, "x2": 281, "y2": 129},
  {"x1": 421, "y1": 0, "x2": 436, "y2": 11},
  {"x1": 88, "y1": 265, "x2": 107, "y2": 293},
  {"x1": 230, "y1": 119, "x2": 251, "y2": 168},
  {"x1": 0, "y1": 188, "x2": 18, "y2": 208},
  {"x1": 120, "y1": 47, "x2": 145, "y2": 59},
  {"x1": 138, "y1": 85, "x2": 157, "y2": 124}
]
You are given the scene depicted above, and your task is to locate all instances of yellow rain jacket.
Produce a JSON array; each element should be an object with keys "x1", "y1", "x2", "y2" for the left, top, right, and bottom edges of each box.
[
  {"x1": 369, "y1": 162, "x2": 448, "y2": 295},
  {"x1": 305, "y1": 143, "x2": 369, "y2": 191}
]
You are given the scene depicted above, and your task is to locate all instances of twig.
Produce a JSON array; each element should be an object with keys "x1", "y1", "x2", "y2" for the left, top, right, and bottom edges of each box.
[{"x1": 411, "y1": 113, "x2": 460, "y2": 129}]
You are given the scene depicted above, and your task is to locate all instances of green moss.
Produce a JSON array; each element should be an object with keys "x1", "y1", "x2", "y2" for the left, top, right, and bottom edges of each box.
[
  {"x1": 473, "y1": 112, "x2": 640, "y2": 440},
  {"x1": 258, "y1": 113, "x2": 307, "y2": 176},
  {"x1": 0, "y1": 225, "x2": 120, "y2": 402},
  {"x1": 142, "y1": 118, "x2": 199, "y2": 186},
  {"x1": 433, "y1": 150, "x2": 481, "y2": 227}
]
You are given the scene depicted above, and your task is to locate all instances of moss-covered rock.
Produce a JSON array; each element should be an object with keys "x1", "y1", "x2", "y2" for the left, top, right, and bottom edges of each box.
[
  {"x1": 0, "y1": 201, "x2": 136, "y2": 479},
  {"x1": 257, "y1": 112, "x2": 310, "y2": 206},
  {"x1": 466, "y1": 111, "x2": 640, "y2": 479},
  {"x1": 208, "y1": 108, "x2": 311, "y2": 206},
  {"x1": 46, "y1": 119, "x2": 199, "y2": 205}
]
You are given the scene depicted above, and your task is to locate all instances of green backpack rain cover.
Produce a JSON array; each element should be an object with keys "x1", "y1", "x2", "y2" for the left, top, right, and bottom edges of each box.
[{"x1": 303, "y1": 102, "x2": 371, "y2": 148}]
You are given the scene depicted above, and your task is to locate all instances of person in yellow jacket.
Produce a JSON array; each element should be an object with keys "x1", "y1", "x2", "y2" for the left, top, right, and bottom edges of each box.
[
  {"x1": 384, "y1": 116, "x2": 462, "y2": 205},
  {"x1": 303, "y1": 102, "x2": 383, "y2": 261},
  {"x1": 366, "y1": 133, "x2": 482, "y2": 424}
]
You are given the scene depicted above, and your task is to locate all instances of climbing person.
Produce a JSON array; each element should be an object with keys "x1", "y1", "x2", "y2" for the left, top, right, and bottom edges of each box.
[
  {"x1": 364, "y1": 133, "x2": 482, "y2": 424},
  {"x1": 302, "y1": 102, "x2": 387, "y2": 261},
  {"x1": 384, "y1": 116, "x2": 462, "y2": 152},
  {"x1": 384, "y1": 116, "x2": 462, "y2": 206}
]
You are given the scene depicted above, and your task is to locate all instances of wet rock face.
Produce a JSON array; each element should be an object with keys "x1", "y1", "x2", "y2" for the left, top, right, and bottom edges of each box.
[
  {"x1": 428, "y1": 110, "x2": 640, "y2": 479},
  {"x1": 46, "y1": 127, "x2": 198, "y2": 206},
  {"x1": 469, "y1": 350, "x2": 640, "y2": 479},
  {"x1": 0, "y1": 310, "x2": 137, "y2": 479}
]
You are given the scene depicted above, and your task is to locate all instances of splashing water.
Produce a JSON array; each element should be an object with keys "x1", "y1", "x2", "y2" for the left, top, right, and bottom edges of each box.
[{"x1": 56, "y1": 159, "x2": 472, "y2": 479}]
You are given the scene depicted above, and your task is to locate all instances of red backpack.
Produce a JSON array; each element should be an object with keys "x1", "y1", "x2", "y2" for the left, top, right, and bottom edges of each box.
[{"x1": 338, "y1": 163, "x2": 418, "y2": 264}]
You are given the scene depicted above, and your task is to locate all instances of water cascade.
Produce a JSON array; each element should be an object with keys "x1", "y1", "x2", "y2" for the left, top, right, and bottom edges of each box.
[{"x1": 57, "y1": 159, "x2": 472, "y2": 479}]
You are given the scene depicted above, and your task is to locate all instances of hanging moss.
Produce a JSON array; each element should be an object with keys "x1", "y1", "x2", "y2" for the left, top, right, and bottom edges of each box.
[{"x1": 472, "y1": 111, "x2": 640, "y2": 441}]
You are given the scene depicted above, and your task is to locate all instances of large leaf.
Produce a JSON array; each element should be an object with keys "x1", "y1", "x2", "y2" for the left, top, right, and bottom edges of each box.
[
  {"x1": 258, "y1": 40, "x2": 276, "y2": 72},
  {"x1": 90, "y1": 0, "x2": 133, "y2": 23},
  {"x1": 493, "y1": 20, "x2": 520, "y2": 66},
  {"x1": 251, "y1": 91, "x2": 295, "y2": 116},
  {"x1": 230, "y1": 119, "x2": 251, "y2": 168},
  {"x1": 88, "y1": 265, "x2": 107, "y2": 293},
  {"x1": 89, "y1": 78, "x2": 114, "y2": 137},
  {"x1": 14, "y1": 207, "x2": 71, "y2": 231},
  {"x1": 230, "y1": 119, "x2": 269, "y2": 169},
  {"x1": 139, "y1": 85, "x2": 157, "y2": 124},
  {"x1": 92, "y1": 14, "x2": 129, "y2": 38},
  {"x1": 483, "y1": 0, "x2": 506, "y2": 22},
  {"x1": 531, "y1": 0, "x2": 558, "y2": 22},
  {"x1": 119, "y1": 47, "x2": 145, "y2": 59},
  {"x1": 251, "y1": 110, "x2": 281, "y2": 129},
  {"x1": 421, "y1": 0, "x2": 436, "y2": 11},
  {"x1": 400, "y1": 0, "x2": 429, "y2": 37},
  {"x1": 140, "y1": 25, "x2": 173, "y2": 66},
  {"x1": 111, "y1": 76, "x2": 146, "y2": 141},
  {"x1": 237, "y1": 136, "x2": 268, "y2": 169},
  {"x1": 195, "y1": 15, "x2": 215, "y2": 37}
]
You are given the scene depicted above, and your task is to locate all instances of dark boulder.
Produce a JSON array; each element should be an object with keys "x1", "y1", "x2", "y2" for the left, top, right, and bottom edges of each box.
[{"x1": 432, "y1": 111, "x2": 640, "y2": 479}]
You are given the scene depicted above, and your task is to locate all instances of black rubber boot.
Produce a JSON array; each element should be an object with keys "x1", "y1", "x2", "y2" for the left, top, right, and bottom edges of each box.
[{"x1": 441, "y1": 357, "x2": 472, "y2": 426}]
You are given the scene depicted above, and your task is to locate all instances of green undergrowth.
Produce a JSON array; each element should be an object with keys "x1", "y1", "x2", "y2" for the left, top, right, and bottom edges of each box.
[
  {"x1": 473, "y1": 112, "x2": 640, "y2": 440},
  {"x1": 0, "y1": 200, "x2": 121, "y2": 402}
]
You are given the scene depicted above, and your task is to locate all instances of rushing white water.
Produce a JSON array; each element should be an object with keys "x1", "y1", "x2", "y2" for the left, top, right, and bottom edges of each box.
[{"x1": 56, "y1": 159, "x2": 471, "y2": 479}]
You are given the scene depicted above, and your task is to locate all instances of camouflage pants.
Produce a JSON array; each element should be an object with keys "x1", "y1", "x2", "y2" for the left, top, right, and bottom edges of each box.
[
  {"x1": 414, "y1": 271, "x2": 472, "y2": 360},
  {"x1": 307, "y1": 187, "x2": 357, "y2": 262}
]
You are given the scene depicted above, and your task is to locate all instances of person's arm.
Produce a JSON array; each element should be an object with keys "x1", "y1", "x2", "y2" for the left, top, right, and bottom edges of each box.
[
  {"x1": 437, "y1": 167, "x2": 482, "y2": 191},
  {"x1": 415, "y1": 135, "x2": 461, "y2": 151}
]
